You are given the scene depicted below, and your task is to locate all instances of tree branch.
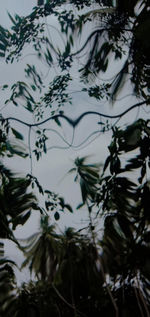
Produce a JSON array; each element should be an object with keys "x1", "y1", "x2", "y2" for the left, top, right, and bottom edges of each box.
[{"x1": 3, "y1": 99, "x2": 149, "y2": 128}]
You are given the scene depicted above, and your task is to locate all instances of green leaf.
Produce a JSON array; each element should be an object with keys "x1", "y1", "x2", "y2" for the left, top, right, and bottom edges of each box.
[
  {"x1": 0, "y1": 43, "x2": 6, "y2": 51},
  {"x1": 7, "y1": 12, "x2": 17, "y2": 25},
  {"x1": 64, "y1": 204, "x2": 73, "y2": 213},
  {"x1": 11, "y1": 128, "x2": 24, "y2": 140},
  {"x1": 12, "y1": 211, "x2": 31, "y2": 230},
  {"x1": 2, "y1": 85, "x2": 8, "y2": 89},
  {"x1": 54, "y1": 212, "x2": 60, "y2": 221},
  {"x1": 31, "y1": 85, "x2": 36, "y2": 91},
  {"x1": 54, "y1": 117, "x2": 61, "y2": 127},
  {"x1": 80, "y1": 179, "x2": 87, "y2": 203},
  {"x1": 76, "y1": 203, "x2": 84, "y2": 209},
  {"x1": 103, "y1": 156, "x2": 111, "y2": 172},
  {"x1": 0, "y1": 52, "x2": 5, "y2": 57},
  {"x1": 111, "y1": 60, "x2": 128, "y2": 101}
]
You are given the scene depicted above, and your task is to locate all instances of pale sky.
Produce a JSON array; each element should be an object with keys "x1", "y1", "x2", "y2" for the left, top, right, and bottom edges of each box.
[
  {"x1": 0, "y1": 1, "x2": 146, "y2": 283},
  {"x1": 0, "y1": 0, "x2": 111, "y2": 229},
  {"x1": 0, "y1": 1, "x2": 111, "y2": 283}
]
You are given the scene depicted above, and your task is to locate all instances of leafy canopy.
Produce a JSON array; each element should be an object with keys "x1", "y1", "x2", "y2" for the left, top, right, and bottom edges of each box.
[{"x1": 0, "y1": 0, "x2": 150, "y2": 316}]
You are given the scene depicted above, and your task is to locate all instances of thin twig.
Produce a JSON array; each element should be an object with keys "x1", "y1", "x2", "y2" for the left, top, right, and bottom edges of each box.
[
  {"x1": 136, "y1": 274, "x2": 150, "y2": 317},
  {"x1": 52, "y1": 284, "x2": 86, "y2": 317},
  {"x1": 28, "y1": 126, "x2": 33, "y2": 175},
  {"x1": 99, "y1": 257, "x2": 119, "y2": 317},
  {"x1": 134, "y1": 286, "x2": 145, "y2": 317}
]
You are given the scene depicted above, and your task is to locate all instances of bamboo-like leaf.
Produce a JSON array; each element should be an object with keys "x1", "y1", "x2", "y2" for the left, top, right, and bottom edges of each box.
[{"x1": 11, "y1": 128, "x2": 24, "y2": 140}]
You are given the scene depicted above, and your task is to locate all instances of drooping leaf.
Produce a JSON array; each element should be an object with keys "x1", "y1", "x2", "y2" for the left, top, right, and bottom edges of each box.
[
  {"x1": 11, "y1": 128, "x2": 24, "y2": 140},
  {"x1": 64, "y1": 204, "x2": 73, "y2": 213}
]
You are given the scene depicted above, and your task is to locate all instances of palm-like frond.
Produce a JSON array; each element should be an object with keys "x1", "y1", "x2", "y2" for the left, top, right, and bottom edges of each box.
[
  {"x1": 0, "y1": 165, "x2": 38, "y2": 239},
  {"x1": 55, "y1": 227, "x2": 103, "y2": 302},
  {"x1": 98, "y1": 119, "x2": 150, "y2": 312},
  {"x1": 80, "y1": 7, "x2": 116, "y2": 20},
  {"x1": 20, "y1": 216, "x2": 61, "y2": 282},
  {"x1": 0, "y1": 241, "x2": 17, "y2": 316},
  {"x1": 68, "y1": 156, "x2": 101, "y2": 203}
]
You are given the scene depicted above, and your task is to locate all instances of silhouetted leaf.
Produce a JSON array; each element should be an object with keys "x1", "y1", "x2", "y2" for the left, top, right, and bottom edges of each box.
[
  {"x1": 54, "y1": 212, "x2": 60, "y2": 221},
  {"x1": 11, "y1": 128, "x2": 24, "y2": 140}
]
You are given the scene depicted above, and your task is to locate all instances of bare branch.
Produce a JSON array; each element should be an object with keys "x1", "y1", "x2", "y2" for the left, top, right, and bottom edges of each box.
[{"x1": 4, "y1": 99, "x2": 149, "y2": 128}]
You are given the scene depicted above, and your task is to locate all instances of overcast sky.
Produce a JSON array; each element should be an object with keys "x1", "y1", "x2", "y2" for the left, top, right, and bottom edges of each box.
[
  {"x1": 0, "y1": 1, "x2": 146, "y2": 284},
  {"x1": 0, "y1": 0, "x2": 112, "y2": 229},
  {"x1": 0, "y1": 1, "x2": 111, "y2": 283}
]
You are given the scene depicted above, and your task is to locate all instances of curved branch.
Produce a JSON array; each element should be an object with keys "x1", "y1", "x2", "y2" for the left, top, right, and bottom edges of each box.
[
  {"x1": 47, "y1": 129, "x2": 103, "y2": 151},
  {"x1": 4, "y1": 99, "x2": 149, "y2": 129},
  {"x1": 52, "y1": 284, "x2": 86, "y2": 317},
  {"x1": 72, "y1": 27, "x2": 133, "y2": 56}
]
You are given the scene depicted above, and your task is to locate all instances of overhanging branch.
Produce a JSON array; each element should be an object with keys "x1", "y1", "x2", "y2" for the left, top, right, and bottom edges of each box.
[{"x1": 3, "y1": 99, "x2": 149, "y2": 128}]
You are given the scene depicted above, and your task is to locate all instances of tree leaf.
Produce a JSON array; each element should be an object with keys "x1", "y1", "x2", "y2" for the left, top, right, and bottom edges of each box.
[
  {"x1": 64, "y1": 204, "x2": 73, "y2": 213},
  {"x1": 54, "y1": 212, "x2": 60, "y2": 221},
  {"x1": 11, "y1": 128, "x2": 24, "y2": 140}
]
